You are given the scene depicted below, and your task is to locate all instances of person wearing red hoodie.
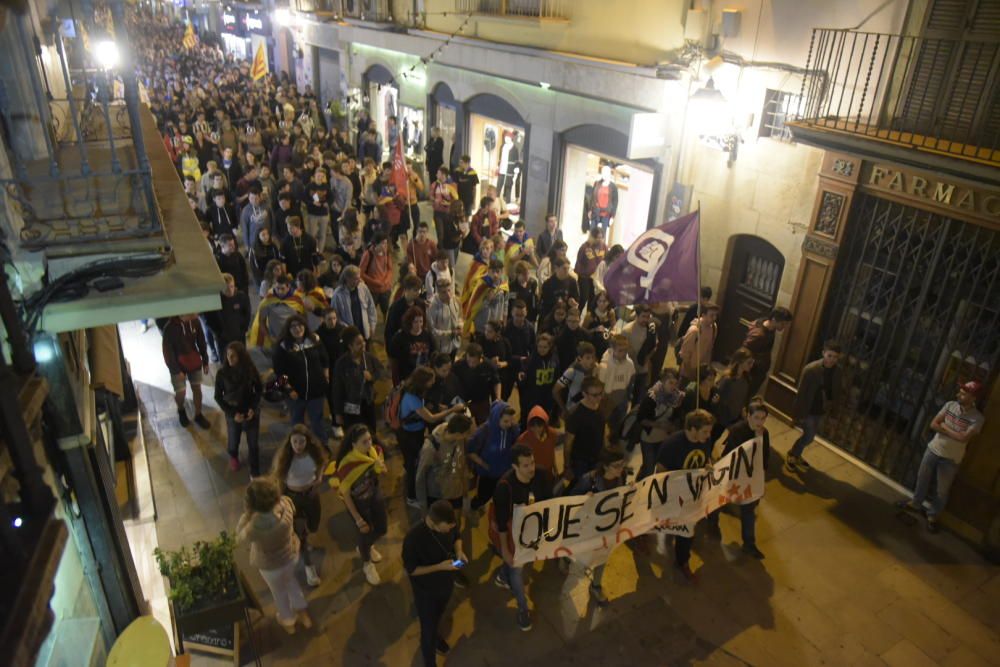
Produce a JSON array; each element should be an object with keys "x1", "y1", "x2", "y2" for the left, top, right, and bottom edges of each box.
[
  {"x1": 406, "y1": 222, "x2": 438, "y2": 280},
  {"x1": 360, "y1": 233, "x2": 394, "y2": 317},
  {"x1": 514, "y1": 406, "x2": 563, "y2": 477}
]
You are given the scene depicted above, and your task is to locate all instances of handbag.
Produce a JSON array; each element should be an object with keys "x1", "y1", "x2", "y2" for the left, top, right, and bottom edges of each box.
[{"x1": 177, "y1": 350, "x2": 202, "y2": 373}]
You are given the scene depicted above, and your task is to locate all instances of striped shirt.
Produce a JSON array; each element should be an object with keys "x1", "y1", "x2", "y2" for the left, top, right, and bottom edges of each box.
[{"x1": 928, "y1": 401, "x2": 984, "y2": 462}]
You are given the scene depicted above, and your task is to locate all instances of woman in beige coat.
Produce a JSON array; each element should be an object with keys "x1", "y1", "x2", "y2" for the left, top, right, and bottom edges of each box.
[{"x1": 236, "y1": 478, "x2": 312, "y2": 634}]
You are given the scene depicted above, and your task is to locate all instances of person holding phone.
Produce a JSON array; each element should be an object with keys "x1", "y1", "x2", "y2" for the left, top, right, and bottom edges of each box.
[{"x1": 402, "y1": 500, "x2": 468, "y2": 666}]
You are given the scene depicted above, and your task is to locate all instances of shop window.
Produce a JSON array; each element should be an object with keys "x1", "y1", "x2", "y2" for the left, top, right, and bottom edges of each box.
[{"x1": 759, "y1": 89, "x2": 799, "y2": 140}]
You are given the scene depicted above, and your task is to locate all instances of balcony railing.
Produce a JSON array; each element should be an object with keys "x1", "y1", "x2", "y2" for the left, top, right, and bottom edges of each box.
[
  {"x1": 0, "y1": 3, "x2": 162, "y2": 252},
  {"x1": 293, "y1": 0, "x2": 393, "y2": 22},
  {"x1": 455, "y1": 0, "x2": 569, "y2": 20},
  {"x1": 792, "y1": 29, "x2": 1000, "y2": 164}
]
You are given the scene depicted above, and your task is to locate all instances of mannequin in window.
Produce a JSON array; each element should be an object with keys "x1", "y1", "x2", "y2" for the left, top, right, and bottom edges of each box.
[
  {"x1": 590, "y1": 164, "x2": 618, "y2": 232},
  {"x1": 499, "y1": 132, "x2": 522, "y2": 203},
  {"x1": 511, "y1": 131, "x2": 524, "y2": 202}
]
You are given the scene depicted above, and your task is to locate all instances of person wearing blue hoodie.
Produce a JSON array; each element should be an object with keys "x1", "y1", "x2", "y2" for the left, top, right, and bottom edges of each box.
[{"x1": 467, "y1": 401, "x2": 520, "y2": 509}]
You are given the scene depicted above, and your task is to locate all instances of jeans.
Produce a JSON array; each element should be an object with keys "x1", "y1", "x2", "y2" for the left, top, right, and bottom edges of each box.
[
  {"x1": 225, "y1": 413, "x2": 261, "y2": 476},
  {"x1": 398, "y1": 427, "x2": 425, "y2": 501},
  {"x1": 706, "y1": 501, "x2": 759, "y2": 547},
  {"x1": 258, "y1": 558, "x2": 307, "y2": 623},
  {"x1": 305, "y1": 213, "x2": 328, "y2": 252},
  {"x1": 495, "y1": 560, "x2": 528, "y2": 613},
  {"x1": 412, "y1": 583, "x2": 453, "y2": 667},
  {"x1": 911, "y1": 448, "x2": 959, "y2": 518},
  {"x1": 354, "y1": 489, "x2": 388, "y2": 562},
  {"x1": 289, "y1": 396, "x2": 327, "y2": 443},
  {"x1": 789, "y1": 414, "x2": 821, "y2": 458}
]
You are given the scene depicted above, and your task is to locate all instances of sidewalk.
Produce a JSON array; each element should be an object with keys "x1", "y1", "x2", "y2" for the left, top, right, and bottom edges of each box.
[{"x1": 122, "y1": 322, "x2": 999, "y2": 667}]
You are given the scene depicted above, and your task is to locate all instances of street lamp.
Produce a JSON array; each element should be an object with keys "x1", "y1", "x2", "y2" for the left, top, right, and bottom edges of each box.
[{"x1": 94, "y1": 40, "x2": 120, "y2": 69}]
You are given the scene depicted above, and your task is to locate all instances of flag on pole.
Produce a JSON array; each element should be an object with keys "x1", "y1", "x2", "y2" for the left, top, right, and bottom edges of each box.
[
  {"x1": 250, "y1": 42, "x2": 269, "y2": 81},
  {"x1": 602, "y1": 210, "x2": 701, "y2": 305},
  {"x1": 390, "y1": 133, "x2": 409, "y2": 195},
  {"x1": 182, "y1": 22, "x2": 198, "y2": 49}
]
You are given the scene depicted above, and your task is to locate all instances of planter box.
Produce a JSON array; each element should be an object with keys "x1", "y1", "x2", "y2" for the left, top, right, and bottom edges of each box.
[{"x1": 170, "y1": 569, "x2": 246, "y2": 636}]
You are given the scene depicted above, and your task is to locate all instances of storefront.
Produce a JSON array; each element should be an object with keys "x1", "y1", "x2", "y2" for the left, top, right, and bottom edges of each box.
[
  {"x1": 240, "y1": 6, "x2": 271, "y2": 71},
  {"x1": 363, "y1": 64, "x2": 398, "y2": 160},
  {"x1": 429, "y1": 82, "x2": 459, "y2": 172},
  {"x1": 765, "y1": 153, "x2": 1000, "y2": 550},
  {"x1": 219, "y1": 5, "x2": 248, "y2": 59},
  {"x1": 553, "y1": 124, "x2": 658, "y2": 252},
  {"x1": 466, "y1": 94, "x2": 528, "y2": 223}
]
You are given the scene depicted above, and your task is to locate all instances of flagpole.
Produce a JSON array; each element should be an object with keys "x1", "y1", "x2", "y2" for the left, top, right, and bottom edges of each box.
[{"x1": 695, "y1": 200, "x2": 702, "y2": 411}]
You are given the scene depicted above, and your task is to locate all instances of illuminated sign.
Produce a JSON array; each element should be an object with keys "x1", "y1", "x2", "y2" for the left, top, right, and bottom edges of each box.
[
  {"x1": 245, "y1": 16, "x2": 263, "y2": 30},
  {"x1": 222, "y1": 12, "x2": 236, "y2": 25}
]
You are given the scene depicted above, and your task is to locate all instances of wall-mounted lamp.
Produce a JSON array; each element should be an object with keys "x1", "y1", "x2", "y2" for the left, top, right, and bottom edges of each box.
[
  {"x1": 538, "y1": 81, "x2": 551, "y2": 90},
  {"x1": 274, "y1": 8, "x2": 291, "y2": 26}
]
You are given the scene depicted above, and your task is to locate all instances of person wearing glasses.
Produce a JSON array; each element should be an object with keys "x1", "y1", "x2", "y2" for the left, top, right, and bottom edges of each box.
[{"x1": 563, "y1": 376, "x2": 607, "y2": 482}]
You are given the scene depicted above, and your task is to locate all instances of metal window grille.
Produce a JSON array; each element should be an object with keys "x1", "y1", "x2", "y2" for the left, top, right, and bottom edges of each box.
[
  {"x1": 454, "y1": 0, "x2": 568, "y2": 19},
  {"x1": 759, "y1": 89, "x2": 799, "y2": 140},
  {"x1": 817, "y1": 193, "x2": 999, "y2": 487}
]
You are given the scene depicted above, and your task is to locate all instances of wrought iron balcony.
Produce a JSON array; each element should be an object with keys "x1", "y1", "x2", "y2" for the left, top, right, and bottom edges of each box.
[
  {"x1": 455, "y1": 0, "x2": 569, "y2": 20},
  {"x1": 292, "y1": 0, "x2": 393, "y2": 22},
  {"x1": 0, "y1": 2, "x2": 163, "y2": 254},
  {"x1": 789, "y1": 29, "x2": 1000, "y2": 181}
]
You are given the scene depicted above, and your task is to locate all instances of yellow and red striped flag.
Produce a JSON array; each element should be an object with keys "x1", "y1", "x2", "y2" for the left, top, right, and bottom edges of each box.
[
  {"x1": 182, "y1": 22, "x2": 197, "y2": 49},
  {"x1": 250, "y1": 42, "x2": 268, "y2": 81}
]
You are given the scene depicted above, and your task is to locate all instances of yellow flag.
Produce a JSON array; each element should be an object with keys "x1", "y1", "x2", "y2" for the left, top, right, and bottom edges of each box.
[
  {"x1": 250, "y1": 42, "x2": 268, "y2": 81},
  {"x1": 182, "y1": 23, "x2": 197, "y2": 49}
]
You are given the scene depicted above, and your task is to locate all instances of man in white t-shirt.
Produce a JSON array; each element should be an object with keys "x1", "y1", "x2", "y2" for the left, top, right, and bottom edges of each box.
[{"x1": 897, "y1": 381, "x2": 985, "y2": 532}]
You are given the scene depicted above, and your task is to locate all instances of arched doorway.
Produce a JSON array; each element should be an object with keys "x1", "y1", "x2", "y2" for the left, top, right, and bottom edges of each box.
[
  {"x1": 363, "y1": 64, "x2": 397, "y2": 159},
  {"x1": 715, "y1": 234, "x2": 785, "y2": 362},
  {"x1": 465, "y1": 93, "x2": 528, "y2": 222},
  {"x1": 429, "y1": 82, "x2": 460, "y2": 172}
]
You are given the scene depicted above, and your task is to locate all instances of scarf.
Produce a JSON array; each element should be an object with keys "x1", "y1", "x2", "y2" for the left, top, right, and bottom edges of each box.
[{"x1": 326, "y1": 445, "x2": 386, "y2": 493}]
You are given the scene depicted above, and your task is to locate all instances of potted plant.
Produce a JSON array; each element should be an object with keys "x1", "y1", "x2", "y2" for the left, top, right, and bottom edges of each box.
[{"x1": 154, "y1": 532, "x2": 246, "y2": 635}]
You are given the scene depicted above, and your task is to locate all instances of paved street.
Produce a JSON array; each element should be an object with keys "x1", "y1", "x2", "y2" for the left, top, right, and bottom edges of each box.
[{"x1": 123, "y1": 323, "x2": 1000, "y2": 667}]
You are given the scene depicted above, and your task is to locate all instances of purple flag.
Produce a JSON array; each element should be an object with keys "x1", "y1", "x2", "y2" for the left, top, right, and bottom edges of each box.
[{"x1": 603, "y1": 210, "x2": 700, "y2": 305}]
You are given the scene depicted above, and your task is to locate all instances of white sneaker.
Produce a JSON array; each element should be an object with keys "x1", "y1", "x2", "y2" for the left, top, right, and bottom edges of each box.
[
  {"x1": 363, "y1": 561, "x2": 381, "y2": 585},
  {"x1": 304, "y1": 565, "x2": 321, "y2": 587},
  {"x1": 357, "y1": 546, "x2": 384, "y2": 563}
]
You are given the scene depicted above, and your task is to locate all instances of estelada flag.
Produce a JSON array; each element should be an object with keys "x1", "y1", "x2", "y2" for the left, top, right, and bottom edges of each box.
[
  {"x1": 182, "y1": 22, "x2": 197, "y2": 49},
  {"x1": 390, "y1": 133, "x2": 409, "y2": 195},
  {"x1": 250, "y1": 42, "x2": 268, "y2": 81},
  {"x1": 603, "y1": 210, "x2": 701, "y2": 305}
]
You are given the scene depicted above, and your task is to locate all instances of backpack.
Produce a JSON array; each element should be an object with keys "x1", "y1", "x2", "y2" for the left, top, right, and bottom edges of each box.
[
  {"x1": 618, "y1": 404, "x2": 643, "y2": 451},
  {"x1": 384, "y1": 385, "x2": 421, "y2": 431},
  {"x1": 383, "y1": 384, "x2": 405, "y2": 430}
]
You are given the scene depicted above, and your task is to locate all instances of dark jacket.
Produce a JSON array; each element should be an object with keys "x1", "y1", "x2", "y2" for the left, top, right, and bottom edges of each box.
[
  {"x1": 792, "y1": 359, "x2": 842, "y2": 421},
  {"x1": 315, "y1": 323, "x2": 346, "y2": 372},
  {"x1": 249, "y1": 240, "x2": 281, "y2": 283},
  {"x1": 280, "y1": 233, "x2": 318, "y2": 277},
  {"x1": 215, "y1": 250, "x2": 250, "y2": 294},
  {"x1": 206, "y1": 202, "x2": 238, "y2": 239},
  {"x1": 330, "y1": 351, "x2": 384, "y2": 414},
  {"x1": 161, "y1": 318, "x2": 208, "y2": 375},
  {"x1": 203, "y1": 290, "x2": 251, "y2": 347},
  {"x1": 272, "y1": 335, "x2": 329, "y2": 400},
  {"x1": 540, "y1": 275, "x2": 580, "y2": 314},
  {"x1": 214, "y1": 364, "x2": 262, "y2": 416}
]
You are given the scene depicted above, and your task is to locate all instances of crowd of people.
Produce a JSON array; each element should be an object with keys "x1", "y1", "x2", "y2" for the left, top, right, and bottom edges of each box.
[{"x1": 131, "y1": 11, "x2": 987, "y2": 666}]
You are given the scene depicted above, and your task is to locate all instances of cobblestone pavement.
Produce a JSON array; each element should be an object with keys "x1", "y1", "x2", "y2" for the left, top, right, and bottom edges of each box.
[{"x1": 122, "y1": 322, "x2": 1000, "y2": 667}]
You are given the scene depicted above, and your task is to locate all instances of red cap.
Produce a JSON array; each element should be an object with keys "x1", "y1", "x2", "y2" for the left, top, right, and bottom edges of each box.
[{"x1": 960, "y1": 381, "x2": 984, "y2": 398}]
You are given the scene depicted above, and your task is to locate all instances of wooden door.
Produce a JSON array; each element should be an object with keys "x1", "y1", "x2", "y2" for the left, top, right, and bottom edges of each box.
[{"x1": 715, "y1": 235, "x2": 784, "y2": 362}]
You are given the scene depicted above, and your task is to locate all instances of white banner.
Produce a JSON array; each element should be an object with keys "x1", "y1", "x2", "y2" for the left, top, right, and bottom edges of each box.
[{"x1": 511, "y1": 439, "x2": 765, "y2": 566}]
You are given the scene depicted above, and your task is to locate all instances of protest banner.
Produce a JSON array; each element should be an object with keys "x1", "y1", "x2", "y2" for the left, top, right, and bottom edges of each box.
[{"x1": 510, "y1": 439, "x2": 764, "y2": 567}]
